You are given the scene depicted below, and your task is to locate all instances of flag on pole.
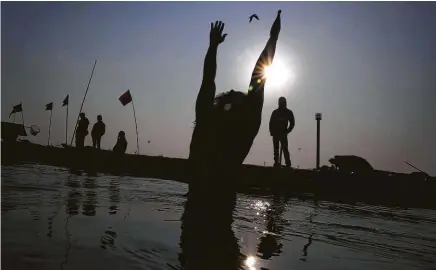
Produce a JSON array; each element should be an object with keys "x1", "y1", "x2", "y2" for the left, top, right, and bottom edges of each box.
[
  {"x1": 62, "y1": 95, "x2": 69, "y2": 107},
  {"x1": 45, "y1": 102, "x2": 53, "y2": 111},
  {"x1": 9, "y1": 103, "x2": 23, "y2": 118},
  {"x1": 119, "y1": 90, "x2": 132, "y2": 106}
]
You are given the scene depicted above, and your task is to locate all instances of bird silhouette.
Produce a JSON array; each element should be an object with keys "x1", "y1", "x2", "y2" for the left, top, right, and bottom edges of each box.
[{"x1": 249, "y1": 14, "x2": 259, "y2": 23}]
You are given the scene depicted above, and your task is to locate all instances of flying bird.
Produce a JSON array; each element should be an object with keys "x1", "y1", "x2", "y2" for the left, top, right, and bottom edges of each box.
[{"x1": 249, "y1": 14, "x2": 259, "y2": 23}]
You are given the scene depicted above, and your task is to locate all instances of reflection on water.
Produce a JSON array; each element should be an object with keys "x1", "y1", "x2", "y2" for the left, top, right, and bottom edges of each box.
[
  {"x1": 66, "y1": 175, "x2": 81, "y2": 216},
  {"x1": 100, "y1": 227, "x2": 117, "y2": 250},
  {"x1": 61, "y1": 214, "x2": 72, "y2": 270},
  {"x1": 1, "y1": 164, "x2": 436, "y2": 270},
  {"x1": 109, "y1": 180, "x2": 121, "y2": 215},
  {"x1": 257, "y1": 195, "x2": 287, "y2": 260},
  {"x1": 179, "y1": 190, "x2": 245, "y2": 269},
  {"x1": 300, "y1": 203, "x2": 317, "y2": 262},
  {"x1": 245, "y1": 255, "x2": 257, "y2": 270},
  {"x1": 82, "y1": 178, "x2": 97, "y2": 216}
]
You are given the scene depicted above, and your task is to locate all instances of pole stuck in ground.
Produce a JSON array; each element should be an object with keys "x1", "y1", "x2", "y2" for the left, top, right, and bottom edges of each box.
[
  {"x1": 70, "y1": 60, "x2": 97, "y2": 147},
  {"x1": 62, "y1": 95, "x2": 70, "y2": 146},
  {"x1": 131, "y1": 98, "x2": 140, "y2": 155},
  {"x1": 315, "y1": 113, "x2": 322, "y2": 169},
  {"x1": 66, "y1": 103, "x2": 69, "y2": 145},
  {"x1": 48, "y1": 109, "x2": 53, "y2": 145}
]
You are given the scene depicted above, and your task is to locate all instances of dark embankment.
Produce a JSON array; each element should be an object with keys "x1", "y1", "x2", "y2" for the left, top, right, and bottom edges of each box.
[{"x1": 2, "y1": 141, "x2": 435, "y2": 209}]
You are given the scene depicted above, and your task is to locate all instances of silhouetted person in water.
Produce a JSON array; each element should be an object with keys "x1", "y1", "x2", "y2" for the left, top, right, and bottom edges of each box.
[
  {"x1": 76, "y1": 112, "x2": 89, "y2": 148},
  {"x1": 113, "y1": 131, "x2": 127, "y2": 154},
  {"x1": 180, "y1": 11, "x2": 282, "y2": 270},
  {"x1": 269, "y1": 97, "x2": 295, "y2": 167},
  {"x1": 91, "y1": 115, "x2": 106, "y2": 149}
]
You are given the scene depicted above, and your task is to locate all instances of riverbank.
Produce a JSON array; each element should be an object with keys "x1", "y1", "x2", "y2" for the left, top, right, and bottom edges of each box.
[{"x1": 2, "y1": 141, "x2": 435, "y2": 209}]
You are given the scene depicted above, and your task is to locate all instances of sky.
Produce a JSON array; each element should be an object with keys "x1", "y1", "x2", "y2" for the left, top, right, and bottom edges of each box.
[{"x1": 1, "y1": 2, "x2": 436, "y2": 175}]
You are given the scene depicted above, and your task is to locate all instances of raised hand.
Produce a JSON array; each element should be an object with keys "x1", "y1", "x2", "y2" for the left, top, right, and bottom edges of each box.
[
  {"x1": 210, "y1": 21, "x2": 227, "y2": 46},
  {"x1": 270, "y1": 10, "x2": 281, "y2": 38}
]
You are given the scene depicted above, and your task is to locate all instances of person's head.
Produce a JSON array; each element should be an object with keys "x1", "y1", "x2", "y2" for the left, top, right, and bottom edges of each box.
[
  {"x1": 118, "y1": 131, "x2": 125, "y2": 138},
  {"x1": 79, "y1": 112, "x2": 86, "y2": 119},
  {"x1": 212, "y1": 89, "x2": 252, "y2": 164},
  {"x1": 97, "y1": 115, "x2": 102, "y2": 121},
  {"x1": 213, "y1": 90, "x2": 248, "y2": 123},
  {"x1": 278, "y1": 97, "x2": 287, "y2": 109}
]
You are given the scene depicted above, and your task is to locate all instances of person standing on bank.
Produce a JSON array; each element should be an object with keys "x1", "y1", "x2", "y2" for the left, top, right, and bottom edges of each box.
[
  {"x1": 76, "y1": 112, "x2": 90, "y2": 148},
  {"x1": 91, "y1": 115, "x2": 106, "y2": 149},
  {"x1": 269, "y1": 97, "x2": 295, "y2": 167}
]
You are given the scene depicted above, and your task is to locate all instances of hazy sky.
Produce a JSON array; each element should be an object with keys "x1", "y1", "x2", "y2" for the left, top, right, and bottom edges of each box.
[{"x1": 2, "y1": 2, "x2": 436, "y2": 175}]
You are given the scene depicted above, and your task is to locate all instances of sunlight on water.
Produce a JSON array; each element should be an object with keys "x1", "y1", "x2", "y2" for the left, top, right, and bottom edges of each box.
[
  {"x1": 245, "y1": 255, "x2": 257, "y2": 270},
  {"x1": 251, "y1": 200, "x2": 270, "y2": 211}
]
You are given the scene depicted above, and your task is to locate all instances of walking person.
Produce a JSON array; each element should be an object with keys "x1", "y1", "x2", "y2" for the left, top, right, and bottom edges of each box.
[{"x1": 269, "y1": 97, "x2": 295, "y2": 167}]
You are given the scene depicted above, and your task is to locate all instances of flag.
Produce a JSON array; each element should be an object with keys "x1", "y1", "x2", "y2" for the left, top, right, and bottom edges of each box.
[
  {"x1": 9, "y1": 103, "x2": 23, "y2": 118},
  {"x1": 45, "y1": 102, "x2": 53, "y2": 111},
  {"x1": 119, "y1": 90, "x2": 132, "y2": 106},
  {"x1": 62, "y1": 95, "x2": 69, "y2": 107}
]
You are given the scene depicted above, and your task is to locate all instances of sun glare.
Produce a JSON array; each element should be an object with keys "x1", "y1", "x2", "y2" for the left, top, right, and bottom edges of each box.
[
  {"x1": 245, "y1": 256, "x2": 256, "y2": 270},
  {"x1": 263, "y1": 59, "x2": 294, "y2": 89}
]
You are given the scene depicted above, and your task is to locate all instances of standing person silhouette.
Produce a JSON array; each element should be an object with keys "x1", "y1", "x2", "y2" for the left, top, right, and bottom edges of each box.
[
  {"x1": 269, "y1": 97, "x2": 295, "y2": 167},
  {"x1": 91, "y1": 115, "x2": 106, "y2": 149},
  {"x1": 180, "y1": 10, "x2": 282, "y2": 270},
  {"x1": 76, "y1": 112, "x2": 89, "y2": 148}
]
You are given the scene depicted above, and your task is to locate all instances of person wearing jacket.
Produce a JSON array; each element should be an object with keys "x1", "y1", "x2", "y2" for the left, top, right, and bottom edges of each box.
[{"x1": 269, "y1": 96, "x2": 295, "y2": 167}]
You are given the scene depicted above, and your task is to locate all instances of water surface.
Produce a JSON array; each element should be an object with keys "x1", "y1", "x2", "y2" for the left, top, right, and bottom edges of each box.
[{"x1": 2, "y1": 164, "x2": 436, "y2": 270}]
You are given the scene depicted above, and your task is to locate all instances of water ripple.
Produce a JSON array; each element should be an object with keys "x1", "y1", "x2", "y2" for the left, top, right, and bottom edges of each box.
[{"x1": 1, "y1": 164, "x2": 435, "y2": 270}]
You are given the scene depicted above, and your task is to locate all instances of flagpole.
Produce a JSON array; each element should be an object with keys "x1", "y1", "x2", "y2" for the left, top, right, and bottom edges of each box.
[
  {"x1": 48, "y1": 109, "x2": 53, "y2": 145},
  {"x1": 70, "y1": 59, "x2": 97, "y2": 147},
  {"x1": 66, "y1": 103, "x2": 69, "y2": 145},
  {"x1": 131, "y1": 98, "x2": 140, "y2": 155}
]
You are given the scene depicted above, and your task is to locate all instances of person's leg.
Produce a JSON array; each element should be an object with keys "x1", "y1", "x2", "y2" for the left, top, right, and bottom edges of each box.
[
  {"x1": 273, "y1": 136, "x2": 280, "y2": 166},
  {"x1": 281, "y1": 135, "x2": 291, "y2": 166},
  {"x1": 92, "y1": 136, "x2": 96, "y2": 148},
  {"x1": 76, "y1": 135, "x2": 81, "y2": 148},
  {"x1": 97, "y1": 137, "x2": 101, "y2": 149},
  {"x1": 79, "y1": 135, "x2": 85, "y2": 148}
]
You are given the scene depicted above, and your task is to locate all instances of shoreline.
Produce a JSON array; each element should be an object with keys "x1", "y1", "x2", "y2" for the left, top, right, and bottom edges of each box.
[{"x1": 2, "y1": 141, "x2": 436, "y2": 209}]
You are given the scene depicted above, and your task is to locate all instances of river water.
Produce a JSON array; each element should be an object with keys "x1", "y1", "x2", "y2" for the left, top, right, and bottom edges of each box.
[{"x1": 1, "y1": 164, "x2": 436, "y2": 270}]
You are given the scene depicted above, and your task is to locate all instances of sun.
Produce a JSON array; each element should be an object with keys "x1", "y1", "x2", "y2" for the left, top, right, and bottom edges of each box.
[{"x1": 262, "y1": 58, "x2": 294, "y2": 90}]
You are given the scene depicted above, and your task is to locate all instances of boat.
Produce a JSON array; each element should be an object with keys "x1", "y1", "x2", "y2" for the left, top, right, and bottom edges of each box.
[{"x1": 2, "y1": 131, "x2": 435, "y2": 210}]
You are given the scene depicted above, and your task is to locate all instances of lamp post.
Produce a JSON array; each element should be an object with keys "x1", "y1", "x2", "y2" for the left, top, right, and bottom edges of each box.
[{"x1": 315, "y1": 113, "x2": 322, "y2": 169}]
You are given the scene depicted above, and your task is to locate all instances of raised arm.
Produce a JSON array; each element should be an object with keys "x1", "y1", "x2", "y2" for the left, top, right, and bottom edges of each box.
[
  {"x1": 195, "y1": 21, "x2": 227, "y2": 118},
  {"x1": 247, "y1": 10, "x2": 282, "y2": 112}
]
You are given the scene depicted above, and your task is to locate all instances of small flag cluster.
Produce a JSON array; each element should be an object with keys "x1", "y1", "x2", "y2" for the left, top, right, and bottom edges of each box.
[
  {"x1": 45, "y1": 95, "x2": 69, "y2": 111},
  {"x1": 11, "y1": 90, "x2": 132, "y2": 118},
  {"x1": 9, "y1": 95, "x2": 70, "y2": 118}
]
